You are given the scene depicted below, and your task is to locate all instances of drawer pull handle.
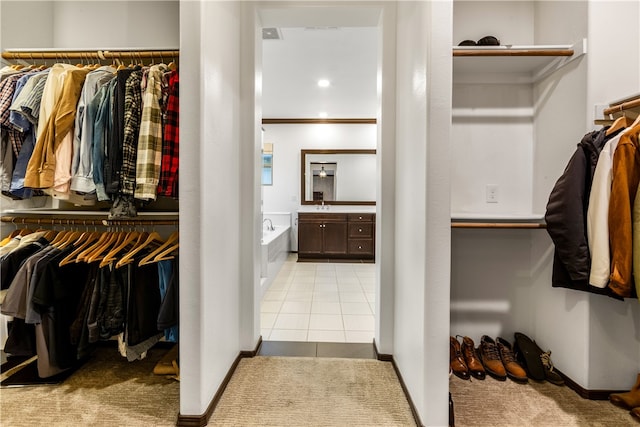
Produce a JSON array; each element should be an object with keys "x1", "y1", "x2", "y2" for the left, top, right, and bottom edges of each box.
[
  {"x1": 358, "y1": 245, "x2": 363, "y2": 249},
  {"x1": 358, "y1": 228, "x2": 362, "y2": 232},
  {"x1": 359, "y1": 216, "x2": 363, "y2": 219}
]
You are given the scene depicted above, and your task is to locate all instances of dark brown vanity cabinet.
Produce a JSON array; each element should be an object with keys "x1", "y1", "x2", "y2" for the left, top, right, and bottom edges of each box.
[
  {"x1": 347, "y1": 213, "x2": 375, "y2": 258},
  {"x1": 298, "y1": 212, "x2": 375, "y2": 260}
]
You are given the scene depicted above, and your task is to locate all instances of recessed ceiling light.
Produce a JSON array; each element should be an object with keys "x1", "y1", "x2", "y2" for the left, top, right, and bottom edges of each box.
[
  {"x1": 317, "y1": 79, "x2": 330, "y2": 88},
  {"x1": 318, "y1": 112, "x2": 328, "y2": 118}
]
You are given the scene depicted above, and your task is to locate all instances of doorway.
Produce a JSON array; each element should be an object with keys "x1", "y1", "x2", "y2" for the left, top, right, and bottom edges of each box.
[{"x1": 258, "y1": 9, "x2": 381, "y2": 345}]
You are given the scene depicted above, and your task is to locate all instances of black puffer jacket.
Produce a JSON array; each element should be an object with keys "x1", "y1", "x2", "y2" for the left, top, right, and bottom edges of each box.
[{"x1": 545, "y1": 128, "x2": 618, "y2": 296}]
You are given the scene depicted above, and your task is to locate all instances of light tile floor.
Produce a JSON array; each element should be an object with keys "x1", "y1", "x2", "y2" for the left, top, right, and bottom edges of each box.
[{"x1": 261, "y1": 254, "x2": 376, "y2": 343}]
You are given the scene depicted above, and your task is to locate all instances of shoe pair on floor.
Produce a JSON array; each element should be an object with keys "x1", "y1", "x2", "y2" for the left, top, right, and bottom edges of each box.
[
  {"x1": 609, "y1": 373, "x2": 640, "y2": 420},
  {"x1": 450, "y1": 335, "x2": 527, "y2": 382},
  {"x1": 451, "y1": 333, "x2": 565, "y2": 385}
]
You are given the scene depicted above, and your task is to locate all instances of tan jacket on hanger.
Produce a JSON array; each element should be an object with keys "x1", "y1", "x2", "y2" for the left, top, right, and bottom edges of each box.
[
  {"x1": 24, "y1": 67, "x2": 89, "y2": 189},
  {"x1": 609, "y1": 123, "x2": 640, "y2": 298}
]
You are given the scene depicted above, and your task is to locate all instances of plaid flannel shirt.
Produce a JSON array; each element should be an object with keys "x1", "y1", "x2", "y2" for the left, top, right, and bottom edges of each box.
[
  {"x1": 157, "y1": 70, "x2": 179, "y2": 199},
  {"x1": 135, "y1": 64, "x2": 167, "y2": 201},
  {"x1": 0, "y1": 73, "x2": 27, "y2": 158},
  {"x1": 119, "y1": 70, "x2": 143, "y2": 197}
]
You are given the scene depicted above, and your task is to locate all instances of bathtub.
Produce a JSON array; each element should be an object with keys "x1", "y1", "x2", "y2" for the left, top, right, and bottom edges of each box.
[{"x1": 260, "y1": 225, "x2": 291, "y2": 297}]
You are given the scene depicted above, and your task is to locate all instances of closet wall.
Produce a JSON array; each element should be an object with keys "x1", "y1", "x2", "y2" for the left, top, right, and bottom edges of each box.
[{"x1": 451, "y1": 0, "x2": 640, "y2": 393}]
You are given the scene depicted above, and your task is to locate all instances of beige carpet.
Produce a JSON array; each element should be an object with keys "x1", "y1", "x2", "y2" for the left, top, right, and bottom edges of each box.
[
  {"x1": 0, "y1": 345, "x2": 179, "y2": 426},
  {"x1": 450, "y1": 375, "x2": 638, "y2": 426},
  {"x1": 209, "y1": 356, "x2": 417, "y2": 427}
]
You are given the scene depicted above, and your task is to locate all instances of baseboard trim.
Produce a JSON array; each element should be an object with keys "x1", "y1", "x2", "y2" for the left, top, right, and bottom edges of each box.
[
  {"x1": 176, "y1": 337, "x2": 263, "y2": 427},
  {"x1": 373, "y1": 340, "x2": 424, "y2": 427},
  {"x1": 556, "y1": 369, "x2": 627, "y2": 401}
]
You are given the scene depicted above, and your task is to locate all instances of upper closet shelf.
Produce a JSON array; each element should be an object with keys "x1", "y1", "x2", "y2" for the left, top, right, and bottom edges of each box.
[{"x1": 453, "y1": 39, "x2": 587, "y2": 84}]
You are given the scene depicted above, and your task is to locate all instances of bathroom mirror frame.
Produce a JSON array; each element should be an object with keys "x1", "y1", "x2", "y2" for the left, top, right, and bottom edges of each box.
[{"x1": 301, "y1": 149, "x2": 376, "y2": 205}]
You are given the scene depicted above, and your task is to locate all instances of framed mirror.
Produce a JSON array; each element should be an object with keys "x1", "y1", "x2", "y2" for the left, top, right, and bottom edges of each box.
[{"x1": 301, "y1": 149, "x2": 376, "y2": 205}]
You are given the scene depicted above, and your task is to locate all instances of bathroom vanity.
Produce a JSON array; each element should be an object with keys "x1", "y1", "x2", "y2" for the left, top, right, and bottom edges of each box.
[{"x1": 298, "y1": 212, "x2": 375, "y2": 260}]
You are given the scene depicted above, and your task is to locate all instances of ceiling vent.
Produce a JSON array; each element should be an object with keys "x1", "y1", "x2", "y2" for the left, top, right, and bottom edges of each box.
[{"x1": 262, "y1": 28, "x2": 282, "y2": 40}]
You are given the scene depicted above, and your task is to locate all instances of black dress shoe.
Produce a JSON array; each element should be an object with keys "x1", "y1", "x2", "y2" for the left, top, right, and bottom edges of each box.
[
  {"x1": 514, "y1": 332, "x2": 563, "y2": 385},
  {"x1": 514, "y1": 332, "x2": 545, "y2": 380}
]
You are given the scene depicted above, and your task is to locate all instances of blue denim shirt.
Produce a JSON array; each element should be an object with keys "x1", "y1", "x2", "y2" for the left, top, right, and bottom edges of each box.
[
  {"x1": 92, "y1": 80, "x2": 116, "y2": 201},
  {"x1": 70, "y1": 67, "x2": 115, "y2": 194}
]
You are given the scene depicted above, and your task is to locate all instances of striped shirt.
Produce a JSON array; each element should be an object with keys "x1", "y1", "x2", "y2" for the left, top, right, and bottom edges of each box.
[{"x1": 17, "y1": 74, "x2": 48, "y2": 128}]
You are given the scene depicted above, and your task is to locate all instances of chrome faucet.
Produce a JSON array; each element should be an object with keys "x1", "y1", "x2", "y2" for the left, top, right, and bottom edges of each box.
[{"x1": 263, "y1": 218, "x2": 275, "y2": 231}]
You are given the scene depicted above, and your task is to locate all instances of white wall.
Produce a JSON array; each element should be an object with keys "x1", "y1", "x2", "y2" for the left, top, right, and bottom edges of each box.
[
  {"x1": 0, "y1": 1, "x2": 53, "y2": 50},
  {"x1": 1, "y1": 1, "x2": 177, "y2": 51},
  {"x1": 394, "y1": 1, "x2": 452, "y2": 425},
  {"x1": 180, "y1": 0, "x2": 255, "y2": 417},
  {"x1": 452, "y1": 1, "x2": 538, "y2": 217},
  {"x1": 261, "y1": 124, "x2": 376, "y2": 213},
  {"x1": 530, "y1": 0, "x2": 592, "y2": 389},
  {"x1": 53, "y1": 1, "x2": 179, "y2": 49},
  {"x1": 453, "y1": 0, "x2": 534, "y2": 46}
]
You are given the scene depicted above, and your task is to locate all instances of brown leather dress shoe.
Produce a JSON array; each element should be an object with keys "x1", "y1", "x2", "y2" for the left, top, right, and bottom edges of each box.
[
  {"x1": 450, "y1": 336, "x2": 470, "y2": 380},
  {"x1": 497, "y1": 337, "x2": 528, "y2": 383},
  {"x1": 461, "y1": 336, "x2": 485, "y2": 380},
  {"x1": 479, "y1": 335, "x2": 506, "y2": 381},
  {"x1": 610, "y1": 373, "x2": 640, "y2": 409}
]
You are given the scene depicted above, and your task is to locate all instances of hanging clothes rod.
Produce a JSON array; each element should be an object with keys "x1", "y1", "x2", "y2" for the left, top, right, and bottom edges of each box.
[
  {"x1": 1, "y1": 49, "x2": 179, "y2": 61},
  {"x1": 603, "y1": 97, "x2": 640, "y2": 116},
  {"x1": 0, "y1": 216, "x2": 178, "y2": 227}
]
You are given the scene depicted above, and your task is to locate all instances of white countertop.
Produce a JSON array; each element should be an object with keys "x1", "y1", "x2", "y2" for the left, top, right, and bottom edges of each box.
[{"x1": 298, "y1": 205, "x2": 376, "y2": 213}]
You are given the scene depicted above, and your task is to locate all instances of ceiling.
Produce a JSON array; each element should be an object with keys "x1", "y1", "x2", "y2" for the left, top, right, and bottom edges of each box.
[{"x1": 261, "y1": 26, "x2": 379, "y2": 119}]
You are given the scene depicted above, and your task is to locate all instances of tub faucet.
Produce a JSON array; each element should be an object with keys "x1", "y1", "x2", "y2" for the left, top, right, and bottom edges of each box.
[{"x1": 263, "y1": 218, "x2": 275, "y2": 231}]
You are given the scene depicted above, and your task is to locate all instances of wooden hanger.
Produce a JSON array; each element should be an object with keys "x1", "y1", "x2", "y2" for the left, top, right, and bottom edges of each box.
[
  {"x1": 7, "y1": 228, "x2": 23, "y2": 239},
  {"x1": 18, "y1": 228, "x2": 34, "y2": 237},
  {"x1": 49, "y1": 230, "x2": 69, "y2": 246},
  {"x1": 115, "y1": 232, "x2": 163, "y2": 269},
  {"x1": 41, "y1": 229, "x2": 59, "y2": 242},
  {"x1": 138, "y1": 231, "x2": 179, "y2": 266},
  {"x1": 151, "y1": 241, "x2": 179, "y2": 264},
  {"x1": 56, "y1": 230, "x2": 84, "y2": 249},
  {"x1": 99, "y1": 230, "x2": 142, "y2": 268},
  {"x1": 606, "y1": 115, "x2": 632, "y2": 136},
  {"x1": 74, "y1": 232, "x2": 111, "y2": 262},
  {"x1": 620, "y1": 113, "x2": 640, "y2": 137},
  {"x1": 86, "y1": 231, "x2": 126, "y2": 263},
  {"x1": 0, "y1": 232, "x2": 18, "y2": 246},
  {"x1": 59, "y1": 232, "x2": 100, "y2": 266}
]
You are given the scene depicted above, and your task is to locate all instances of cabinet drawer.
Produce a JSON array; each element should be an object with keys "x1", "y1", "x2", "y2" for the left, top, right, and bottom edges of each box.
[
  {"x1": 348, "y1": 213, "x2": 374, "y2": 222},
  {"x1": 299, "y1": 213, "x2": 348, "y2": 222},
  {"x1": 348, "y1": 239, "x2": 374, "y2": 255},
  {"x1": 349, "y1": 223, "x2": 373, "y2": 238}
]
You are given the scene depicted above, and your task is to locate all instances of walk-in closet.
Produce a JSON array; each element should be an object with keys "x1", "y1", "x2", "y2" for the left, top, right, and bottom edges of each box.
[
  {"x1": 449, "y1": 1, "x2": 639, "y2": 425},
  {"x1": 0, "y1": 1, "x2": 182, "y2": 424},
  {"x1": 2, "y1": 1, "x2": 639, "y2": 426}
]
